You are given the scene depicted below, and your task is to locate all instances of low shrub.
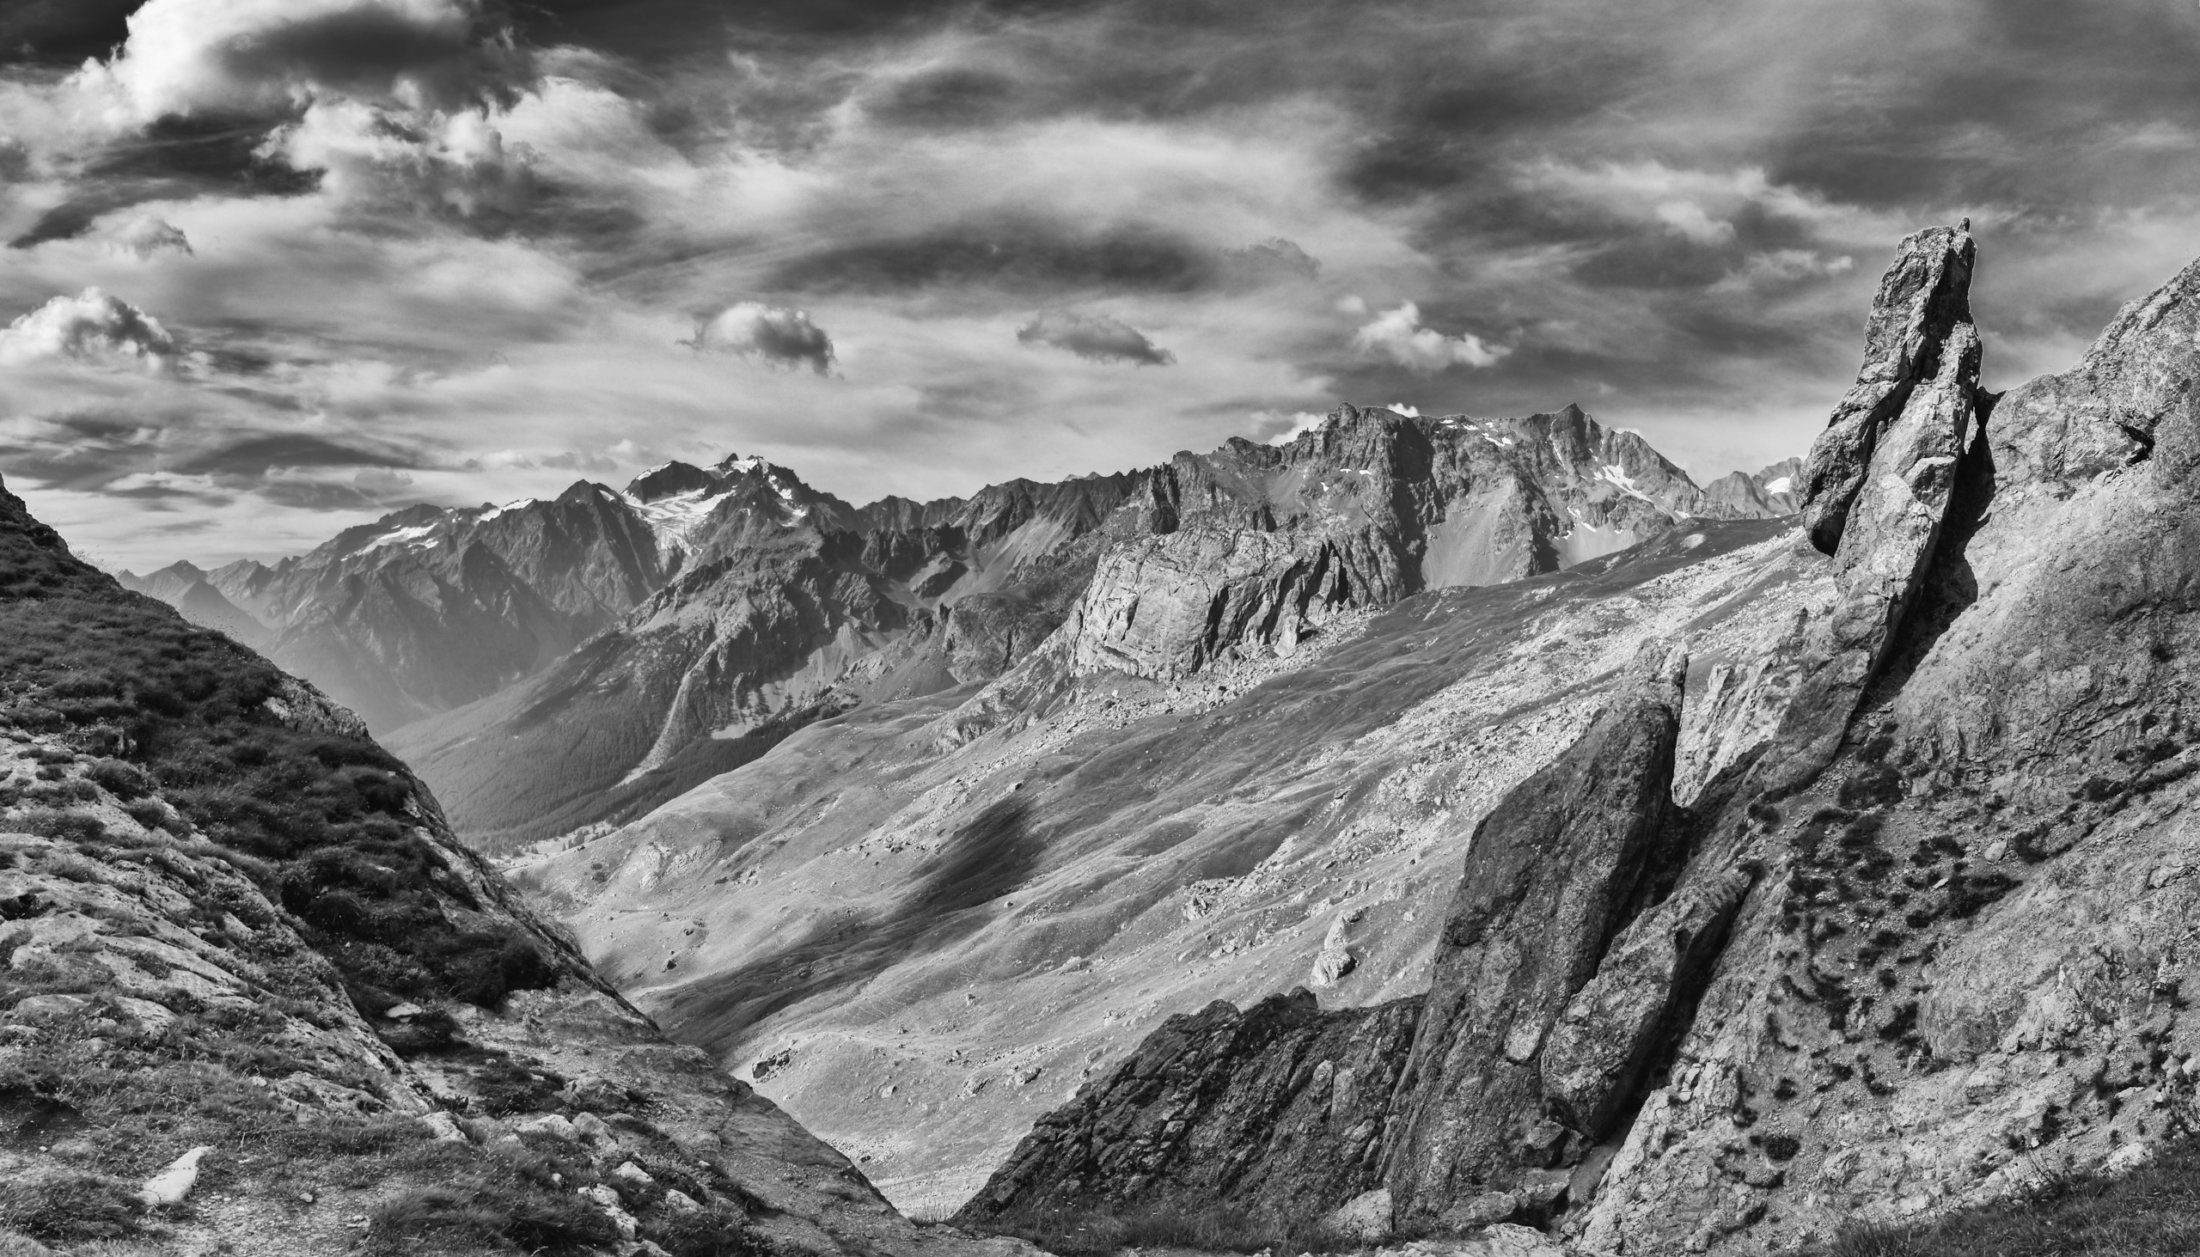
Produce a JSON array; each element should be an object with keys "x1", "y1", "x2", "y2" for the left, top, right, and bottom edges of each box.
[
  {"x1": 0, "y1": 1172, "x2": 143, "y2": 1242},
  {"x1": 970, "y1": 1202, "x2": 1358, "y2": 1256}
]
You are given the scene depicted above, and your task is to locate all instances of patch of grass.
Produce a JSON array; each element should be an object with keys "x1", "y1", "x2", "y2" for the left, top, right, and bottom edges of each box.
[
  {"x1": 970, "y1": 1202, "x2": 1360, "y2": 1256},
  {"x1": 367, "y1": 1179, "x2": 616, "y2": 1257},
  {"x1": 0, "y1": 490, "x2": 557, "y2": 1010},
  {"x1": 650, "y1": 1207, "x2": 773, "y2": 1257},
  {"x1": 1810, "y1": 1138, "x2": 2200, "y2": 1256},
  {"x1": 0, "y1": 1173, "x2": 143, "y2": 1243}
]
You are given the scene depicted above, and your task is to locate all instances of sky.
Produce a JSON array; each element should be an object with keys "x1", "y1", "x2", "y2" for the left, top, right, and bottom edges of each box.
[{"x1": 5, "y1": 1, "x2": 2200, "y2": 569}]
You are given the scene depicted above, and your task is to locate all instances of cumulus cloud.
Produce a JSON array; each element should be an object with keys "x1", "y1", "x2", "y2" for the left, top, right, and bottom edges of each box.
[
  {"x1": 1250, "y1": 408, "x2": 1327, "y2": 446},
  {"x1": 0, "y1": 288, "x2": 178, "y2": 368},
  {"x1": 686, "y1": 303, "x2": 837, "y2": 375},
  {"x1": 83, "y1": 0, "x2": 517, "y2": 123},
  {"x1": 1347, "y1": 300, "x2": 1507, "y2": 374},
  {"x1": 263, "y1": 98, "x2": 533, "y2": 218},
  {"x1": 1016, "y1": 310, "x2": 1174, "y2": 366}
]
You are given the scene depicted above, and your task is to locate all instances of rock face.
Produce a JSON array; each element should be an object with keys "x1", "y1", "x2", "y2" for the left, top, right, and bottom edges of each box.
[
  {"x1": 0, "y1": 477, "x2": 1026, "y2": 1257},
  {"x1": 946, "y1": 227, "x2": 2200, "y2": 1254},
  {"x1": 960, "y1": 991, "x2": 1422, "y2": 1225},
  {"x1": 1383, "y1": 643, "x2": 1689, "y2": 1227},
  {"x1": 1796, "y1": 225, "x2": 1979, "y2": 559},
  {"x1": 1701, "y1": 458, "x2": 1803, "y2": 518},
  {"x1": 1761, "y1": 224, "x2": 1984, "y2": 785},
  {"x1": 1056, "y1": 406, "x2": 1730, "y2": 684},
  {"x1": 952, "y1": 643, "x2": 1737, "y2": 1235}
]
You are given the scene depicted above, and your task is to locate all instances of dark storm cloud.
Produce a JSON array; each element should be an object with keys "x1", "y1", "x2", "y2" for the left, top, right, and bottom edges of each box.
[
  {"x1": 511, "y1": 0, "x2": 1106, "y2": 48},
  {"x1": 0, "y1": 0, "x2": 137, "y2": 67},
  {"x1": 172, "y1": 434, "x2": 420, "y2": 478},
  {"x1": 769, "y1": 218, "x2": 1213, "y2": 295},
  {"x1": 10, "y1": 118, "x2": 319, "y2": 249},
  {"x1": 1017, "y1": 311, "x2": 1173, "y2": 366}
]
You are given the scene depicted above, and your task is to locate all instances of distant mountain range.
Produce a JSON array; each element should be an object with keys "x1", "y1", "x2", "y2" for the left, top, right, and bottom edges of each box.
[{"x1": 120, "y1": 406, "x2": 1799, "y2": 847}]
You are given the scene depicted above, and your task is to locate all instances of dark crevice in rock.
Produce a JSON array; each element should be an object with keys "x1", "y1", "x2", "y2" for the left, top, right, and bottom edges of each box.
[{"x1": 1865, "y1": 395, "x2": 2000, "y2": 708}]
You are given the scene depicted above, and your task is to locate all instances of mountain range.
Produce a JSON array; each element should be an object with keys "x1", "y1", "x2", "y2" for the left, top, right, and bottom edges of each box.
[{"x1": 123, "y1": 407, "x2": 1800, "y2": 851}]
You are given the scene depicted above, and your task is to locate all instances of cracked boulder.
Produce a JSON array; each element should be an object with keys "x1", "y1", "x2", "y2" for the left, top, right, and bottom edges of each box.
[{"x1": 1383, "y1": 641, "x2": 1688, "y2": 1229}]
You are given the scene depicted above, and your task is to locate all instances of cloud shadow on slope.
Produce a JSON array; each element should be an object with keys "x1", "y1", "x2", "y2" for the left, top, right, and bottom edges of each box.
[{"x1": 656, "y1": 796, "x2": 1042, "y2": 1054}]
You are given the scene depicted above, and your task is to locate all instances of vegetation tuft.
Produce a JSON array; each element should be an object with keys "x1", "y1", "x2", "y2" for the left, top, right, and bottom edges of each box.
[
  {"x1": 970, "y1": 1202, "x2": 1361, "y2": 1256},
  {"x1": 0, "y1": 492, "x2": 555, "y2": 1010}
]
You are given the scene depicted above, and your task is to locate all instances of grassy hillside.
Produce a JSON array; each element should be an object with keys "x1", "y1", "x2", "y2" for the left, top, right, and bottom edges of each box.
[{"x1": 0, "y1": 481, "x2": 563, "y2": 1013}]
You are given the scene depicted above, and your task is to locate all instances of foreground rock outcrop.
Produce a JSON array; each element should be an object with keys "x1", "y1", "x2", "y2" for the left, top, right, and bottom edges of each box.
[
  {"x1": 0, "y1": 478, "x2": 1025, "y2": 1257},
  {"x1": 949, "y1": 225, "x2": 2200, "y2": 1253}
]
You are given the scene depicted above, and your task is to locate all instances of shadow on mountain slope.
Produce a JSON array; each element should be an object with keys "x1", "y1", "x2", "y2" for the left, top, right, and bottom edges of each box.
[{"x1": 658, "y1": 797, "x2": 1043, "y2": 1048}]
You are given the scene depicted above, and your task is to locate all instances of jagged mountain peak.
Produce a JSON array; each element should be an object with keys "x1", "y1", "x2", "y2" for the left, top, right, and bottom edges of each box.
[{"x1": 626, "y1": 459, "x2": 721, "y2": 502}]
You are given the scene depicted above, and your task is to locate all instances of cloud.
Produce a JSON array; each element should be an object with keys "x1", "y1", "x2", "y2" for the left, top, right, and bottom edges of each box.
[
  {"x1": 83, "y1": 0, "x2": 518, "y2": 123},
  {"x1": 1348, "y1": 301, "x2": 1508, "y2": 374},
  {"x1": 1016, "y1": 310, "x2": 1173, "y2": 366},
  {"x1": 687, "y1": 303, "x2": 837, "y2": 374},
  {"x1": 1222, "y1": 237, "x2": 1321, "y2": 287},
  {"x1": 262, "y1": 97, "x2": 534, "y2": 219},
  {"x1": 1249, "y1": 408, "x2": 1326, "y2": 445},
  {"x1": 767, "y1": 218, "x2": 1214, "y2": 295},
  {"x1": 170, "y1": 433, "x2": 419, "y2": 477},
  {"x1": 111, "y1": 217, "x2": 194, "y2": 258},
  {"x1": 0, "y1": 288, "x2": 177, "y2": 368}
]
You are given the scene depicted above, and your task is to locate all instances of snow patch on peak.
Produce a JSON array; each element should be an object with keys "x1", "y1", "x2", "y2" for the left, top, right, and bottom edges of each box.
[
  {"x1": 1763, "y1": 475, "x2": 1793, "y2": 496},
  {"x1": 624, "y1": 485, "x2": 731, "y2": 556},
  {"x1": 364, "y1": 522, "x2": 439, "y2": 553},
  {"x1": 1597, "y1": 463, "x2": 1662, "y2": 508}
]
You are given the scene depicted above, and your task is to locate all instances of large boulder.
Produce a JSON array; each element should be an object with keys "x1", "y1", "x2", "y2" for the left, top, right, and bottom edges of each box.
[{"x1": 1382, "y1": 642, "x2": 1689, "y2": 1228}]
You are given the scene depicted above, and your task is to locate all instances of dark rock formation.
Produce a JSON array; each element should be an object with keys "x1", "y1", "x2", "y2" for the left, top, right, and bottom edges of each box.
[
  {"x1": 1383, "y1": 643, "x2": 1688, "y2": 1228},
  {"x1": 1797, "y1": 225, "x2": 1978, "y2": 557},
  {"x1": 1764, "y1": 224, "x2": 1985, "y2": 785},
  {"x1": 1538, "y1": 860, "x2": 1756, "y2": 1143},
  {"x1": 956, "y1": 642, "x2": 1728, "y2": 1234},
  {"x1": 958, "y1": 991, "x2": 1422, "y2": 1225}
]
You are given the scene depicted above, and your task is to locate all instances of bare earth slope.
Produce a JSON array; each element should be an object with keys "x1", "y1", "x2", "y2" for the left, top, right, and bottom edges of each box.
[{"x1": 0, "y1": 476, "x2": 1026, "y2": 1257}]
